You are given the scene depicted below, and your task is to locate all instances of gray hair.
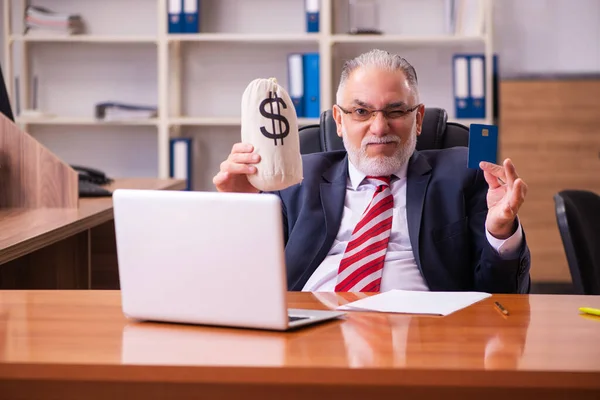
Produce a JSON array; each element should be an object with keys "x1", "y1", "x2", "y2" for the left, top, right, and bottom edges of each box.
[{"x1": 335, "y1": 49, "x2": 419, "y2": 104}]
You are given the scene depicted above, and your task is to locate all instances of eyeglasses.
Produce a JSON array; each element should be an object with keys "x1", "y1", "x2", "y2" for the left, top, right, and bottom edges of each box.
[{"x1": 336, "y1": 103, "x2": 421, "y2": 122}]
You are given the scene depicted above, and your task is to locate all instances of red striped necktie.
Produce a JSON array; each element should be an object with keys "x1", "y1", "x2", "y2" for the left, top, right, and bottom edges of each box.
[{"x1": 335, "y1": 176, "x2": 394, "y2": 292}]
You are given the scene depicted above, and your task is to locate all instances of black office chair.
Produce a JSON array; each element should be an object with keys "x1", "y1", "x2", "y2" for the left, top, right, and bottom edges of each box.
[
  {"x1": 553, "y1": 190, "x2": 600, "y2": 295},
  {"x1": 299, "y1": 107, "x2": 469, "y2": 154}
]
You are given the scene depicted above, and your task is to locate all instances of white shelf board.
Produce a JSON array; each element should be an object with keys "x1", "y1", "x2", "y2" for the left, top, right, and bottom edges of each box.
[
  {"x1": 169, "y1": 117, "x2": 320, "y2": 126},
  {"x1": 10, "y1": 34, "x2": 158, "y2": 43},
  {"x1": 167, "y1": 33, "x2": 320, "y2": 43},
  {"x1": 16, "y1": 116, "x2": 159, "y2": 126},
  {"x1": 330, "y1": 34, "x2": 486, "y2": 45}
]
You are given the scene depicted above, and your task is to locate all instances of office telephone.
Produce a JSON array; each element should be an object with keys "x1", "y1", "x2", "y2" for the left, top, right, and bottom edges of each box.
[
  {"x1": 71, "y1": 165, "x2": 113, "y2": 185},
  {"x1": 71, "y1": 165, "x2": 113, "y2": 197}
]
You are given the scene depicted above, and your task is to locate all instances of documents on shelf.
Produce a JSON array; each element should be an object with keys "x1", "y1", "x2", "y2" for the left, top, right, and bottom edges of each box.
[
  {"x1": 24, "y1": 5, "x2": 85, "y2": 36},
  {"x1": 169, "y1": 138, "x2": 193, "y2": 191},
  {"x1": 19, "y1": 109, "x2": 55, "y2": 119},
  {"x1": 168, "y1": 0, "x2": 200, "y2": 33},
  {"x1": 285, "y1": 52, "x2": 319, "y2": 118},
  {"x1": 337, "y1": 290, "x2": 491, "y2": 316},
  {"x1": 95, "y1": 102, "x2": 158, "y2": 121},
  {"x1": 445, "y1": 0, "x2": 484, "y2": 36}
]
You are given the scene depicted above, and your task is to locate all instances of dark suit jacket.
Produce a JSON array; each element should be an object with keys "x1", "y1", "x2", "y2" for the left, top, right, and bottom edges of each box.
[{"x1": 273, "y1": 148, "x2": 531, "y2": 293}]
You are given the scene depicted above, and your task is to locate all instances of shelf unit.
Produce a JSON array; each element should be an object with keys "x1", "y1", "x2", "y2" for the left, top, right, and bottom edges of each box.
[{"x1": 2, "y1": 0, "x2": 495, "y2": 189}]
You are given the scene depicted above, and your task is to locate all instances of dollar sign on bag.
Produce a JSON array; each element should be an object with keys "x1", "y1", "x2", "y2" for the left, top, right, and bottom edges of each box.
[{"x1": 259, "y1": 91, "x2": 290, "y2": 146}]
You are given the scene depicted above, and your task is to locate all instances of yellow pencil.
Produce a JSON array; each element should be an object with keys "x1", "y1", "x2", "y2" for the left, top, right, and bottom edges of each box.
[{"x1": 494, "y1": 301, "x2": 509, "y2": 316}]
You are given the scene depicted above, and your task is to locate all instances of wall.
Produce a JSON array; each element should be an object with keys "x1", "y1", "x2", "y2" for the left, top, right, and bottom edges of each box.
[{"x1": 494, "y1": 0, "x2": 600, "y2": 76}]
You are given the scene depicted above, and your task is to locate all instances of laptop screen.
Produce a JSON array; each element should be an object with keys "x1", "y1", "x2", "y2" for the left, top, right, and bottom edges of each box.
[{"x1": 0, "y1": 63, "x2": 15, "y2": 122}]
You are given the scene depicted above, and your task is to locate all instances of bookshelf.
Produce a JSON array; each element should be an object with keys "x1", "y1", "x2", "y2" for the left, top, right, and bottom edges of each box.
[{"x1": 2, "y1": 0, "x2": 495, "y2": 190}]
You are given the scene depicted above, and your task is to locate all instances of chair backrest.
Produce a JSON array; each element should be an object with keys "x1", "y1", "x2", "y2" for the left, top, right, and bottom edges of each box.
[
  {"x1": 553, "y1": 190, "x2": 600, "y2": 295},
  {"x1": 299, "y1": 107, "x2": 469, "y2": 154}
]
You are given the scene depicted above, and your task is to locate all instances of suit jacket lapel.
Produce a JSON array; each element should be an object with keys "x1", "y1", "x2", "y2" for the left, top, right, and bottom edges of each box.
[
  {"x1": 312, "y1": 156, "x2": 348, "y2": 269},
  {"x1": 406, "y1": 151, "x2": 432, "y2": 277},
  {"x1": 291, "y1": 154, "x2": 348, "y2": 290}
]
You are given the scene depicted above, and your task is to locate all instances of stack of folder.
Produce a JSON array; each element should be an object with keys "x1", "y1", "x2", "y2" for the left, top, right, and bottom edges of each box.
[
  {"x1": 287, "y1": 53, "x2": 320, "y2": 118},
  {"x1": 95, "y1": 102, "x2": 158, "y2": 121},
  {"x1": 305, "y1": 0, "x2": 320, "y2": 33},
  {"x1": 452, "y1": 54, "x2": 498, "y2": 120},
  {"x1": 168, "y1": 0, "x2": 200, "y2": 33},
  {"x1": 24, "y1": 5, "x2": 85, "y2": 36}
]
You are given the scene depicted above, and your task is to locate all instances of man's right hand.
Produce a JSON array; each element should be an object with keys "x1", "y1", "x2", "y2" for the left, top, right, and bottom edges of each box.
[{"x1": 213, "y1": 143, "x2": 261, "y2": 193}]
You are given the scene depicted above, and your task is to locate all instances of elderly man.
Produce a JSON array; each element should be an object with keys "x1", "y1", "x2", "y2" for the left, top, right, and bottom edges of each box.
[{"x1": 213, "y1": 49, "x2": 530, "y2": 294}]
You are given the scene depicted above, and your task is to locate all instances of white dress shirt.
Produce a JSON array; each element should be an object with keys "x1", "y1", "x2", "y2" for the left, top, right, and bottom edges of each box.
[{"x1": 303, "y1": 160, "x2": 523, "y2": 292}]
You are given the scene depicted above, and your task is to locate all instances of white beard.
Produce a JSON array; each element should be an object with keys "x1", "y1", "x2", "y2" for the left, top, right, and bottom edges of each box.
[{"x1": 342, "y1": 124, "x2": 417, "y2": 177}]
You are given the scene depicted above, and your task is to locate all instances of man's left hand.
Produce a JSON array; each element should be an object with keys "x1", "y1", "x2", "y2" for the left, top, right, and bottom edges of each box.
[{"x1": 480, "y1": 158, "x2": 528, "y2": 239}]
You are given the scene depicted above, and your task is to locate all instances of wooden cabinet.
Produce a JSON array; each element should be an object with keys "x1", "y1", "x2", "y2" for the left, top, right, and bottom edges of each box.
[{"x1": 499, "y1": 78, "x2": 600, "y2": 282}]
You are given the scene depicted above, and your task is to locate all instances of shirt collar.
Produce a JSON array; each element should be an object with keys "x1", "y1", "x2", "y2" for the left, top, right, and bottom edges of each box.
[{"x1": 347, "y1": 157, "x2": 409, "y2": 190}]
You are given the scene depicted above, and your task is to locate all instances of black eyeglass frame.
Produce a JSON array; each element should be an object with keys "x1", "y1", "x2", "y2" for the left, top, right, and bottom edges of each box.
[{"x1": 335, "y1": 103, "x2": 422, "y2": 121}]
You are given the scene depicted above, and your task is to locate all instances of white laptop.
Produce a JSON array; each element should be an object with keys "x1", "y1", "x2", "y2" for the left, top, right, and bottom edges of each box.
[{"x1": 112, "y1": 189, "x2": 345, "y2": 331}]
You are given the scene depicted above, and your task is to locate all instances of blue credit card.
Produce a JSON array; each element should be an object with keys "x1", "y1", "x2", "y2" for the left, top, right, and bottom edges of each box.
[{"x1": 467, "y1": 124, "x2": 498, "y2": 169}]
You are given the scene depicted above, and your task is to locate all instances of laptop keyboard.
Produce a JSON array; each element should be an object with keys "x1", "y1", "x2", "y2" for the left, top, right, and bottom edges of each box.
[{"x1": 288, "y1": 315, "x2": 310, "y2": 322}]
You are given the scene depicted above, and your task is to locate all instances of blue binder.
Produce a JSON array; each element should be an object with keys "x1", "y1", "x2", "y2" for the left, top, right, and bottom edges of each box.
[
  {"x1": 169, "y1": 137, "x2": 193, "y2": 190},
  {"x1": 453, "y1": 54, "x2": 471, "y2": 118},
  {"x1": 468, "y1": 55, "x2": 485, "y2": 119},
  {"x1": 452, "y1": 53, "x2": 498, "y2": 119},
  {"x1": 168, "y1": 0, "x2": 183, "y2": 33},
  {"x1": 305, "y1": 0, "x2": 320, "y2": 33},
  {"x1": 287, "y1": 53, "x2": 304, "y2": 117},
  {"x1": 183, "y1": 0, "x2": 199, "y2": 33},
  {"x1": 302, "y1": 53, "x2": 320, "y2": 118}
]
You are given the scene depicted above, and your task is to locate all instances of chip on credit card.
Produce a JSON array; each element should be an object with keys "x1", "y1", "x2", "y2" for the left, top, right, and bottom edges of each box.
[{"x1": 467, "y1": 124, "x2": 498, "y2": 169}]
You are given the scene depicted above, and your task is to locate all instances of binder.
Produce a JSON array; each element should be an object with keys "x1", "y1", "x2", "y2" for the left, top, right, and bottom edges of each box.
[
  {"x1": 453, "y1": 55, "x2": 470, "y2": 118},
  {"x1": 183, "y1": 0, "x2": 199, "y2": 33},
  {"x1": 469, "y1": 55, "x2": 485, "y2": 119},
  {"x1": 491, "y1": 55, "x2": 499, "y2": 120},
  {"x1": 305, "y1": 0, "x2": 320, "y2": 33},
  {"x1": 302, "y1": 53, "x2": 320, "y2": 118},
  {"x1": 287, "y1": 53, "x2": 304, "y2": 118},
  {"x1": 168, "y1": 0, "x2": 183, "y2": 33},
  {"x1": 452, "y1": 54, "x2": 498, "y2": 119},
  {"x1": 169, "y1": 137, "x2": 193, "y2": 190}
]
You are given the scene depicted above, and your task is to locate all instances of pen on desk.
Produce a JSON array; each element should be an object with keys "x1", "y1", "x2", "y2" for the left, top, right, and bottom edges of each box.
[{"x1": 494, "y1": 301, "x2": 509, "y2": 316}]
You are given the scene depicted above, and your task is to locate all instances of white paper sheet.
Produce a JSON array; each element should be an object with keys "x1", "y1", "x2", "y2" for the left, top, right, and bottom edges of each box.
[{"x1": 337, "y1": 290, "x2": 491, "y2": 316}]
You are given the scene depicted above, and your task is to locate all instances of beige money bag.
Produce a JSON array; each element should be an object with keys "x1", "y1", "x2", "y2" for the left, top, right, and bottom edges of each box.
[{"x1": 241, "y1": 77, "x2": 303, "y2": 192}]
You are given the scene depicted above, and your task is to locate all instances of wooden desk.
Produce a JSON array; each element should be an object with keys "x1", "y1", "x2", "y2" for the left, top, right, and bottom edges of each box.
[
  {"x1": 0, "y1": 291, "x2": 598, "y2": 399},
  {"x1": 0, "y1": 179, "x2": 184, "y2": 289}
]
